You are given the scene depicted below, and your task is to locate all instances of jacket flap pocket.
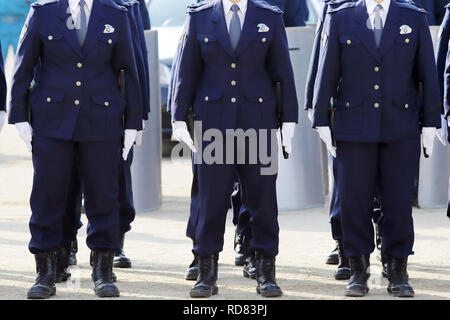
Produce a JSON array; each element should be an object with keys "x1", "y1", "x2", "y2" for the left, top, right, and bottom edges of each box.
[
  {"x1": 41, "y1": 31, "x2": 63, "y2": 41},
  {"x1": 201, "y1": 87, "x2": 223, "y2": 102},
  {"x1": 91, "y1": 94, "x2": 112, "y2": 106},
  {"x1": 42, "y1": 92, "x2": 65, "y2": 103},
  {"x1": 197, "y1": 34, "x2": 217, "y2": 43},
  {"x1": 337, "y1": 96, "x2": 364, "y2": 109},
  {"x1": 339, "y1": 35, "x2": 360, "y2": 45}
]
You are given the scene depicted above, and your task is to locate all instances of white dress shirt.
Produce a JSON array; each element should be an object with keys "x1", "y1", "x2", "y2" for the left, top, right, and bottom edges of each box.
[
  {"x1": 68, "y1": 0, "x2": 93, "y2": 27},
  {"x1": 365, "y1": 0, "x2": 391, "y2": 29},
  {"x1": 223, "y1": 0, "x2": 248, "y2": 32}
]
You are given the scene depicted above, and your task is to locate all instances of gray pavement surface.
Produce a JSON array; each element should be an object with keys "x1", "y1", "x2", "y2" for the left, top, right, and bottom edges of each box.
[{"x1": 1, "y1": 48, "x2": 450, "y2": 300}]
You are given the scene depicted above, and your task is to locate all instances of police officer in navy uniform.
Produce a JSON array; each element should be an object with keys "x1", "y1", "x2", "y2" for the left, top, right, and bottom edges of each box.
[
  {"x1": 172, "y1": 0, "x2": 298, "y2": 297},
  {"x1": 62, "y1": 0, "x2": 150, "y2": 271},
  {"x1": 437, "y1": 4, "x2": 450, "y2": 219},
  {"x1": 0, "y1": 42, "x2": 6, "y2": 135},
  {"x1": 9, "y1": 0, "x2": 143, "y2": 299},
  {"x1": 313, "y1": 0, "x2": 441, "y2": 297},
  {"x1": 180, "y1": 0, "x2": 308, "y2": 283}
]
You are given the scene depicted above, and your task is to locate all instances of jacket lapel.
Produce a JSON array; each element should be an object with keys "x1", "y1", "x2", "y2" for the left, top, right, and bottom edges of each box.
[
  {"x1": 234, "y1": 0, "x2": 257, "y2": 58},
  {"x1": 378, "y1": 0, "x2": 401, "y2": 57},
  {"x1": 211, "y1": 0, "x2": 235, "y2": 58},
  {"x1": 81, "y1": 0, "x2": 106, "y2": 57},
  {"x1": 353, "y1": 0, "x2": 380, "y2": 63},
  {"x1": 56, "y1": 0, "x2": 83, "y2": 57}
]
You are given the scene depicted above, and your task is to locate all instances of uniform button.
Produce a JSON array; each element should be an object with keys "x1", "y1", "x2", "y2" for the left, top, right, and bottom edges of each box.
[
  {"x1": 231, "y1": 97, "x2": 237, "y2": 103},
  {"x1": 204, "y1": 37, "x2": 209, "y2": 43},
  {"x1": 346, "y1": 39, "x2": 352, "y2": 45},
  {"x1": 231, "y1": 80, "x2": 236, "y2": 86},
  {"x1": 74, "y1": 100, "x2": 80, "y2": 106},
  {"x1": 405, "y1": 104, "x2": 409, "y2": 109},
  {"x1": 261, "y1": 37, "x2": 267, "y2": 43},
  {"x1": 46, "y1": 97, "x2": 52, "y2": 103},
  {"x1": 204, "y1": 96, "x2": 209, "y2": 102},
  {"x1": 374, "y1": 66, "x2": 380, "y2": 72},
  {"x1": 48, "y1": 35, "x2": 53, "y2": 41},
  {"x1": 374, "y1": 84, "x2": 380, "y2": 90},
  {"x1": 405, "y1": 38, "x2": 410, "y2": 43},
  {"x1": 108, "y1": 39, "x2": 113, "y2": 44},
  {"x1": 374, "y1": 103, "x2": 380, "y2": 109},
  {"x1": 231, "y1": 63, "x2": 236, "y2": 69},
  {"x1": 77, "y1": 62, "x2": 83, "y2": 68},
  {"x1": 259, "y1": 98, "x2": 264, "y2": 103},
  {"x1": 104, "y1": 101, "x2": 109, "y2": 107},
  {"x1": 346, "y1": 102, "x2": 350, "y2": 107},
  {"x1": 76, "y1": 81, "x2": 82, "y2": 87}
]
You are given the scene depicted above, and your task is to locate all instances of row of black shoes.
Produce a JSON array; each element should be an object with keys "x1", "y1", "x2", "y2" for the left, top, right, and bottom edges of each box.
[
  {"x1": 185, "y1": 232, "x2": 283, "y2": 298},
  {"x1": 27, "y1": 235, "x2": 132, "y2": 299}
]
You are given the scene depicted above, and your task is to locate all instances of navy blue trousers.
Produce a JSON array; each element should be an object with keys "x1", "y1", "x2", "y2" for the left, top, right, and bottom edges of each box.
[
  {"x1": 335, "y1": 138, "x2": 420, "y2": 258},
  {"x1": 194, "y1": 134, "x2": 279, "y2": 257},
  {"x1": 29, "y1": 135, "x2": 122, "y2": 253},
  {"x1": 186, "y1": 166, "x2": 252, "y2": 241},
  {"x1": 68, "y1": 147, "x2": 135, "y2": 240}
]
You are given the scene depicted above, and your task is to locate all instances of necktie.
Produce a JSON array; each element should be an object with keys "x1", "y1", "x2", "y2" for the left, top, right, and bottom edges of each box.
[
  {"x1": 373, "y1": 4, "x2": 383, "y2": 48},
  {"x1": 77, "y1": 0, "x2": 88, "y2": 47},
  {"x1": 229, "y1": 4, "x2": 241, "y2": 51}
]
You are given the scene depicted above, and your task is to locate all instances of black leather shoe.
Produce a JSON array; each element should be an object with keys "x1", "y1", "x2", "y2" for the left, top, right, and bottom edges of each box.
[
  {"x1": 186, "y1": 254, "x2": 199, "y2": 281},
  {"x1": 387, "y1": 256, "x2": 414, "y2": 298},
  {"x1": 27, "y1": 252, "x2": 57, "y2": 299},
  {"x1": 326, "y1": 246, "x2": 339, "y2": 265},
  {"x1": 91, "y1": 250, "x2": 120, "y2": 298},
  {"x1": 68, "y1": 239, "x2": 77, "y2": 266},
  {"x1": 334, "y1": 240, "x2": 350, "y2": 280},
  {"x1": 243, "y1": 252, "x2": 256, "y2": 279},
  {"x1": 55, "y1": 246, "x2": 71, "y2": 283},
  {"x1": 255, "y1": 252, "x2": 283, "y2": 297},
  {"x1": 234, "y1": 230, "x2": 251, "y2": 266},
  {"x1": 345, "y1": 255, "x2": 370, "y2": 297},
  {"x1": 113, "y1": 234, "x2": 132, "y2": 268},
  {"x1": 190, "y1": 253, "x2": 219, "y2": 298}
]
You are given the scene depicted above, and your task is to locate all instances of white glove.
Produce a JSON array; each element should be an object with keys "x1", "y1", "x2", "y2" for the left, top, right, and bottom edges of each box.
[
  {"x1": 281, "y1": 122, "x2": 296, "y2": 154},
  {"x1": 136, "y1": 120, "x2": 146, "y2": 147},
  {"x1": 317, "y1": 126, "x2": 336, "y2": 158},
  {"x1": 307, "y1": 109, "x2": 313, "y2": 124},
  {"x1": 437, "y1": 115, "x2": 448, "y2": 146},
  {"x1": 172, "y1": 121, "x2": 197, "y2": 153},
  {"x1": 15, "y1": 122, "x2": 33, "y2": 152},
  {"x1": 422, "y1": 127, "x2": 437, "y2": 157},
  {"x1": 122, "y1": 129, "x2": 137, "y2": 160},
  {"x1": 0, "y1": 111, "x2": 6, "y2": 134}
]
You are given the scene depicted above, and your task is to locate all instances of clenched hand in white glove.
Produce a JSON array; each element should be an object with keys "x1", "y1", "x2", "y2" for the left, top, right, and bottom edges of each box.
[
  {"x1": 422, "y1": 127, "x2": 437, "y2": 157},
  {"x1": 0, "y1": 111, "x2": 6, "y2": 134},
  {"x1": 172, "y1": 121, "x2": 197, "y2": 153},
  {"x1": 136, "y1": 120, "x2": 146, "y2": 147},
  {"x1": 16, "y1": 122, "x2": 33, "y2": 152},
  {"x1": 123, "y1": 129, "x2": 137, "y2": 161},
  {"x1": 307, "y1": 108, "x2": 313, "y2": 124},
  {"x1": 317, "y1": 126, "x2": 336, "y2": 158},
  {"x1": 281, "y1": 122, "x2": 296, "y2": 154}
]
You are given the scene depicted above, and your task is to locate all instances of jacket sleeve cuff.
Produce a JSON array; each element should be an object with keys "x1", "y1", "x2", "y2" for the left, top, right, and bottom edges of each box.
[
  {"x1": 125, "y1": 115, "x2": 143, "y2": 130},
  {"x1": 8, "y1": 103, "x2": 29, "y2": 124},
  {"x1": 312, "y1": 109, "x2": 330, "y2": 128}
]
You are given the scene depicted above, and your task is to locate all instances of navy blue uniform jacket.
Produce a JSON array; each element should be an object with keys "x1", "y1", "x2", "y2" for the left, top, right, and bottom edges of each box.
[
  {"x1": 172, "y1": 0, "x2": 298, "y2": 133},
  {"x1": 8, "y1": 0, "x2": 143, "y2": 141},
  {"x1": 313, "y1": 0, "x2": 441, "y2": 143}
]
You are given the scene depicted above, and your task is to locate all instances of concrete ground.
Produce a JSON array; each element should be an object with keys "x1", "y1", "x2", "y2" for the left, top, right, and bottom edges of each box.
[
  {"x1": 1, "y1": 48, "x2": 450, "y2": 300},
  {"x1": 1, "y1": 120, "x2": 450, "y2": 300}
]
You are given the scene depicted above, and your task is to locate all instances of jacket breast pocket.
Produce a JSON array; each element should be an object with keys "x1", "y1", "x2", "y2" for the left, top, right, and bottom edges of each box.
[
  {"x1": 99, "y1": 33, "x2": 119, "y2": 49},
  {"x1": 394, "y1": 34, "x2": 417, "y2": 62},
  {"x1": 339, "y1": 35, "x2": 362, "y2": 61},
  {"x1": 197, "y1": 34, "x2": 218, "y2": 58}
]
